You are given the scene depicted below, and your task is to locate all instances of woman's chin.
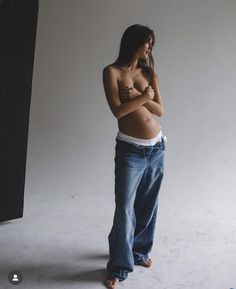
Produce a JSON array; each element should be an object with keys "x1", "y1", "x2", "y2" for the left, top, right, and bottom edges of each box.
[{"x1": 140, "y1": 55, "x2": 148, "y2": 60}]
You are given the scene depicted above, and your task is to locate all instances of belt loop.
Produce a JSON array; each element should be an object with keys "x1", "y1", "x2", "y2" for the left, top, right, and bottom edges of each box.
[{"x1": 161, "y1": 137, "x2": 165, "y2": 150}]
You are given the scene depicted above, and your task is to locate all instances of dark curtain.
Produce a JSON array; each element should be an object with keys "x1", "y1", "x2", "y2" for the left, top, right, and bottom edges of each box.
[{"x1": 0, "y1": 0, "x2": 39, "y2": 222}]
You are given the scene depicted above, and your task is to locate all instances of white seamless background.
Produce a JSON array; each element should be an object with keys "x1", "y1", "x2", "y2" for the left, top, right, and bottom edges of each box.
[{"x1": 24, "y1": 1, "x2": 236, "y2": 288}]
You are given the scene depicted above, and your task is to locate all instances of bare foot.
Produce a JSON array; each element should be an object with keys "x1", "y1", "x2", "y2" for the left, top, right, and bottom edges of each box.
[
  {"x1": 136, "y1": 258, "x2": 152, "y2": 267},
  {"x1": 104, "y1": 277, "x2": 119, "y2": 289},
  {"x1": 143, "y1": 258, "x2": 152, "y2": 267}
]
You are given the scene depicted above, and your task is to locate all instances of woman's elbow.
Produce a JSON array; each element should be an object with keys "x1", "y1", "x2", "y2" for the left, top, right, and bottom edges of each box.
[
  {"x1": 157, "y1": 107, "x2": 164, "y2": 117},
  {"x1": 116, "y1": 112, "x2": 124, "y2": 120},
  {"x1": 112, "y1": 108, "x2": 122, "y2": 119}
]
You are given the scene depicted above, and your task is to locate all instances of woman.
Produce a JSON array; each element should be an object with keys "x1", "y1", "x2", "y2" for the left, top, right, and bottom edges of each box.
[{"x1": 102, "y1": 24, "x2": 166, "y2": 289}]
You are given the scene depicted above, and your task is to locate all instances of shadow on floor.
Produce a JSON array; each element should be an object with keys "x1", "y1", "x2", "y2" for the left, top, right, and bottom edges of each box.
[
  {"x1": 52, "y1": 268, "x2": 108, "y2": 283},
  {"x1": 1, "y1": 253, "x2": 110, "y2": 286}
]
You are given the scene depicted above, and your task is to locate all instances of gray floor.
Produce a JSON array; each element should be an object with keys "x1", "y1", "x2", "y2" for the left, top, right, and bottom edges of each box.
[{"x1": 1, "y1": 178, "x2": 236, "y2": 289}]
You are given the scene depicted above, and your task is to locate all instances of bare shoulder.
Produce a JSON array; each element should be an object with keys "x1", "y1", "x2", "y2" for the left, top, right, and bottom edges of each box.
[{"x1": 103, "y1": 63, "x2": 120, "y2": 76}]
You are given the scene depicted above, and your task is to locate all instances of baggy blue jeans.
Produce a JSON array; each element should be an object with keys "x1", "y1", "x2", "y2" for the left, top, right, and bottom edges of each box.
[{"x1": 106, "y1": 136, "x2": 165, "y2": 281}]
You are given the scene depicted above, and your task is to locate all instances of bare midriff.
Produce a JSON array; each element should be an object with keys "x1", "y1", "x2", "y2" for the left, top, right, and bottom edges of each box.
[{"x1": 113, "y1": 64, "x2": 161, "y2": 139}]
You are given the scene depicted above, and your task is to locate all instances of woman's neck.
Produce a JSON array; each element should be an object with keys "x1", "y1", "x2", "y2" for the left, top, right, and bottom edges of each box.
[{"x1": 117, "y1": 55, "x2": 140, "y2": 72}]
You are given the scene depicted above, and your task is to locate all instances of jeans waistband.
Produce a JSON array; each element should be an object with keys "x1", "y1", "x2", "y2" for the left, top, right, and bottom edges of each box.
[
  {"x1": 116, "y1": 136, "x2": 165, "y2": 150},
  {"x1": 116, "y1": 130, "x2": 163, "y2": 146}
]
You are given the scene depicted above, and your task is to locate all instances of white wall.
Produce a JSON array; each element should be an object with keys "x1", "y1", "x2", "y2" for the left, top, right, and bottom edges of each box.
[{"x1": 26, "y1": 0, "x2": 236, "y2": 225}]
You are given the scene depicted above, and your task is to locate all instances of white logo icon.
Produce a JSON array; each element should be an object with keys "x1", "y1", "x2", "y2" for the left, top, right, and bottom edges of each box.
[{"x1": 12, "y1": 274, "x2": 19, "y2": 282}]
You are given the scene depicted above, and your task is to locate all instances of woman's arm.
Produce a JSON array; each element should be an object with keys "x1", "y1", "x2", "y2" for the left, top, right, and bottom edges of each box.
[
  {"x1": 118, "y1": 68, "x2": 164, "y2": 117},
  {"x1": 103, "y1": 66, "x2": 153, "y2": 119},
  {"x1": 143, "y1": 68, "x2": 164, "y2": 116},
  {"x1": 143, "y1": 100, "x2": 163, "y2": 117}
]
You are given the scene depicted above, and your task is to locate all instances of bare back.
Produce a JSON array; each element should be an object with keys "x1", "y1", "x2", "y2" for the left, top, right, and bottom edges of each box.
[{"x1": 111, "y1": 64, "x2": 161, "y2": 139}]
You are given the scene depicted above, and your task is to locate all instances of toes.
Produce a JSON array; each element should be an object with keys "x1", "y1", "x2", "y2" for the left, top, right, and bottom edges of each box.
[
  {"x1": 144, "y1": 258, "x2": 152, "y2": 267},
  {"x1": 104, "y1": 278, "x2": 119, "y2": 289}
]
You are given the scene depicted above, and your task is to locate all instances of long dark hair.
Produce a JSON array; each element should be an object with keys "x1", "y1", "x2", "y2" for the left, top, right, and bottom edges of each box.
[{"x1": 114, "y1": 24, "x2": 155, "y2": 73}]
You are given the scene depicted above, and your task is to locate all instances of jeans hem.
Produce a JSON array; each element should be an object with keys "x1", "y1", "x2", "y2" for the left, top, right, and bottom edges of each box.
[
  {"x1": 107, "y1": 272, "x2": 128, "y2": 282},
  {"x1": 134, "y1": 255, "x2": 149, "y2": 265}
]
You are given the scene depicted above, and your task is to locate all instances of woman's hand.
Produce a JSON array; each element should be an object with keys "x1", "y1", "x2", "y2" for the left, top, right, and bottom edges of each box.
[
  {"x1": 143, "y1": 85, "x2": 154, "y2": 100},
  {"x1": 119, "y1": 86, "x2": 141, "y2": 103}
]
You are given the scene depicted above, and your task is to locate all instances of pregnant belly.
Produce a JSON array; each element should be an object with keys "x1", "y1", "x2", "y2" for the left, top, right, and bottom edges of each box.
[{"x1": 118, "y1": 106, "x2": 161, "y2": 139}]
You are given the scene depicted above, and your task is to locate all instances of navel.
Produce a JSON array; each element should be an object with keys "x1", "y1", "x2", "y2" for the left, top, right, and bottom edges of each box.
[{"x1": 145, "y1": 118, "x2": 151, "y2": 123}]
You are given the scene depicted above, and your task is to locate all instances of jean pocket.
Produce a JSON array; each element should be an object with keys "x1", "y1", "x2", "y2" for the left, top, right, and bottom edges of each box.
[
  {"x1": 151, "y1": 149, "x2": 164, "y2": 169},
  {"x1": 115, "y1": 141, "x2": 141, "y2": 155},
  {"x1": 115, "y1": 143, "x2": 143, "y2": 167}
]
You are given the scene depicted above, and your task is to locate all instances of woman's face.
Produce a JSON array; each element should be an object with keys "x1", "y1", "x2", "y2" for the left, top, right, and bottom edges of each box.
[{"x1": 136, "y1": 36, "x2": 154, "y2": 60}]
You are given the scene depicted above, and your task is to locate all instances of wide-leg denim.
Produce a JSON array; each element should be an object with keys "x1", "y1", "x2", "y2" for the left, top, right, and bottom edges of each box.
[{"x1": 106, "y1": 136, "x2": 165, "y2": 281}]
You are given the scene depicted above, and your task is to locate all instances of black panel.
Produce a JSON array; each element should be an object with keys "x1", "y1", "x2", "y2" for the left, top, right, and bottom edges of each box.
[{"x1": 0, "y1": 0, "x2": 39, "y2": 222}]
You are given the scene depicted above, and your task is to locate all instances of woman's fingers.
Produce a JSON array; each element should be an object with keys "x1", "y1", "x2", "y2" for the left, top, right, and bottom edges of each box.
[
  {"x1": 119, "y1": 92, "x2": 128, "y2": 97},
  {"x1": 120, "y1": 95, "x2": 129, "y2": 100},
  {"x1": 119, "y1": 89, "x2": 132, "y2": 97},
  {"x1": 119, "y1": 87, "x2": 136, "y2": 101},
  {"x1": 120, "y1": 87, "x2": 133, "y2": 91}
]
